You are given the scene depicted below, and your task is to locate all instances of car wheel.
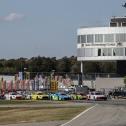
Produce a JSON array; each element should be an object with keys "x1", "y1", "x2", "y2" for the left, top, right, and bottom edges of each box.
[
  {"x1": 58, "y1": 96, "x2": 60, "y2": 100},
  {"x1": 87, "y1": 96, "x2": 90, "y2": 100},
  {"x1": 93, "y1": 96, "x2": 96, "y2": 101},
  {"x1": 71, "y1": 96, "x2": 74, "y2": 100},
  {"x1": 51, "y1": 96, "x2": 53, "y2": 100},
  {"x1": 76, "y1": 96, "x2": 78, "y2": 100},
  {"x1": 36, "y1": 96, "x2": 39, "y2": 100},
  {"x1": 29, "y1": 96, "x2": 32, "y2": 100},
  {"x1": 86, "y1": 96, "x2": 89, "y2": 100}
]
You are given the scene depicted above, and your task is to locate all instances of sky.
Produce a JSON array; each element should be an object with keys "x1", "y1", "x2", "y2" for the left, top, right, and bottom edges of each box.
[{"x1": 0, "y1": 0, "x2": 126, "y2": 59}]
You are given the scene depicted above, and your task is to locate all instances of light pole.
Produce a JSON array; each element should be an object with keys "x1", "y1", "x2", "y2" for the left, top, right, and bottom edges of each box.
[
  {"x1": 50, "y1": 70, "x2": 55, "y2": 92},
  {"x1": 51, "y1": 70, "x2": 55, "y2": 80},
  {"x1": 24, "y1": 67, "x2": 27, "y2": 80}
]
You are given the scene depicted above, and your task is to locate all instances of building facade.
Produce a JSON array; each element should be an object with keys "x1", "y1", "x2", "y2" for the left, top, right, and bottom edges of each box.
[{"x1": 77, "y1": 17, "x2": 126, "y2": 74}]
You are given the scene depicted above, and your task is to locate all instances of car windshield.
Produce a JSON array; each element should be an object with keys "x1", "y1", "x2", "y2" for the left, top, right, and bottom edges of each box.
[
  {"x1": 95, "y1": 92, "x2": 102, "y2": 95},
  {"x1": 11, "y1": 92, "x2": 17, "y2": 95},
  {"x1": 37, "y1": 93, "x2": 43, "y2": 95},
  {"x1": 60, "y1": 93, "x2": 66, "y2": 95}
]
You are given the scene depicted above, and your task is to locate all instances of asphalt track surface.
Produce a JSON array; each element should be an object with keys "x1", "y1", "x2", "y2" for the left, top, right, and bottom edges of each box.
[
  {"x1": 61, "y1": 104, "x2": 126, "y2": 126},
  {"x1": 0, "y1": 99, "x2": 126, "y2": 126}
]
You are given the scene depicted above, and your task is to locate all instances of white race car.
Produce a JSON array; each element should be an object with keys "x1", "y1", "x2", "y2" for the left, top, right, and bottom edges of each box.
[
  {"x1": 87, "y1": 91, "x2": 107, "y2": 101},
  {"x1": 5, "y1": 92, "x2": 23, "y2": 100}
]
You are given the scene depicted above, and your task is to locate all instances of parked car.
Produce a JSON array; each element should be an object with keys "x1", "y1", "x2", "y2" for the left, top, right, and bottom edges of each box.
[
  {"x1": 20, "y1": 92, "x2": 32, "y2": 100},
  {"x1": 111, "y1": 91, "x2": 126, "y2": 99},
  {"x1": 87, "y1": 91, "x2": 107, "y2": 101},
  {"x1": 70, "y1": 93, "x2": 81, "y2": 100},
  {"x1": 0, "y1": 94, "x2": 5, "y2": 100},
  {"x1": 70, "y1": 93, "x2": 87, "y2": 100},
  {"x1": 50, "y1": 92, "x2": 71, "y2": 100},
  {"x1": 24, "y1": 92, "x2": 32, "y2": 100},
  {"x1": 31, "y1": 92, "x2": 49, "y2": 100},
  {"x1": 5, "y1": 92, "x2": 23, "y2": 100}
]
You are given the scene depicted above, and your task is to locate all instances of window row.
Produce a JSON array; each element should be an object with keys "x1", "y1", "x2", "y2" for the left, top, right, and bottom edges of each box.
[
  {"x1": 77, "y1": 33, "x2": 126, "y2": 43},
  {"x1": 77, "y1": 48, "x2": 126, "y2": 57}
]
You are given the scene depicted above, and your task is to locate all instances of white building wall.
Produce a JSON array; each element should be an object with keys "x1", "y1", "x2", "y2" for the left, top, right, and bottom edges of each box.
[
  {"x1": 95, "y1": 77, "x2": 124, "y2": 91},
  {"x1": 77, "y1": 27, "x2": 126, "y2": 35},
  {"x1": 77, "y1": 27, "x2": 126, "y2": 61}
]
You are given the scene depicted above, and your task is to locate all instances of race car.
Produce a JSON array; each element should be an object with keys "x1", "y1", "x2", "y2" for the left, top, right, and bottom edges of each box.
[
  {"x1": 5, "y1": 92, "x2": 23, "y2": 100},
  {"x1": 87, "y1": 91, "x2": 107, "y2": 101},
  {"x1": 31, "y1": 92, "x2": 49, "y2": 100},
  {"x1": 50, "y1": 92, "x2": 71, "y2": 100},
  {"x1": 70, "y1": 93, "x2": 87, "y2": 100}
]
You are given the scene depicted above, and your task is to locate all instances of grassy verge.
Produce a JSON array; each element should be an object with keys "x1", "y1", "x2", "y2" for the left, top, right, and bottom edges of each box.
[
  {"x1": 0, "y1": 106, "x2": 88, "y2": 125},
  {"x1": 0, "y1": 100, "x2": 68, "y2": 105}
]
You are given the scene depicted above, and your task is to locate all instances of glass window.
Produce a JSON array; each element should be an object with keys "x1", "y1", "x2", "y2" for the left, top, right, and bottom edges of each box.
[
  {"x1": 81, "y1": 35, "x2": 86, "y2": 43},
  {"x1": 77, "y1": 48, "x2": 85, "y2": 57},
  {"x1": 77, "y1": 48, "x2": 98, "y2": 57},
  {"x1": 95, "y1": 34, "x2": 103, "y2": 43},
  {"x1": 87, "y1": 35, "x2": 93, "y2": 43},
  {"x1": 104, "y1": 34, "x2": 114, "y2": 42},
  {"x1": 113, "y1": 48, "x2": 124, "y2": 56},
  {"x1": 95, "y1": 92, "x2": 102, "y2": 95},
  {"x1": 102, "y1": 48, "x2": 112, "y2": 56},
  {"x1": 110, "y1": 22, "x2": 117, "y2": 27},
  {"x1": 77, "y1": 35, "x2": 81, "y2": 43},
  {"x1": 113, "y1": 49, "x2": 116, "y2": 56},
  {"x1": 98, "y1": 49, "x2": 101, "y2": 56},
  {"x1": 122, "y1": 23, "x2": 126, "y2": 26},
  {"x1": 116, "y1": 34, "x2": 126, "y2": 42},
  {"x1": 108, "y1": 48, "x2": 112, "y2": 56},
  {"x1": 102, "y1": 48, "x2": 108, "y2": 56},
  {"x1": 85, "y1": 48, "x2": 92, "y2": 57}
]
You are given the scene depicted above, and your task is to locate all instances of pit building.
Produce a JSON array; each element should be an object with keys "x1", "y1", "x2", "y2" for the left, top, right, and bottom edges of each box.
[{"x1": 77, "y1": 17, "x2": 126, "y2": 75}]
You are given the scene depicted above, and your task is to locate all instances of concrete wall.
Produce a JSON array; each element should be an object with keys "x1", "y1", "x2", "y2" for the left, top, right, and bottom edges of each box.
[
  {"x1": 95, "y1": 77, "x2": 124, "y2": 91},
  {"x1": 83, "y1": 80, "x2": 95, "y2": 89}
]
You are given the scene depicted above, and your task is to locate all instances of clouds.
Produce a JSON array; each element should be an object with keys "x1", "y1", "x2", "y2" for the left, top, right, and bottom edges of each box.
[{"x1": 0, "y1": 13, "x2": 24, "y2": 21}]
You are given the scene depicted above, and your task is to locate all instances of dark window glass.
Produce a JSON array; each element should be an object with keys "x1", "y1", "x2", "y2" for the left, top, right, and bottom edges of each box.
[
  {"x1": 104, "y1": 34, "x2": 114, "y2": 42},
  {"x1": 95, "y1": 34, "x2": 103, "y2": 43},
  {"x1": 113, "y1": 48, "x2": 124, "y2": 56},
  {"x1": 98, "y1": 49, "x2": 101, "y2": 56},
  {"x1": 87, "y1": 35, "x2": 93, "y2": 43},
  {"x1": 116, "y1": 34, "x2": 126, "y2": 42},
  {"x1": 81, "y1": 35, "x2": 86, "y2": 43},
  {"x1": 77, "y1": 35, "x2": 81, "y2": 43}
]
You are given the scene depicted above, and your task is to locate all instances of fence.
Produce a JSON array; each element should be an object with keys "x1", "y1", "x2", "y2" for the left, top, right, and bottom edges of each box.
[{"x1": 0, "y1": 72, "x2": 124, "y2": 92}]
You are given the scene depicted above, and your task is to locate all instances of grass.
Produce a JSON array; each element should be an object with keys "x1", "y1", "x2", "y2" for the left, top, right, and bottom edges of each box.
[
  {"x1": 0, "y1": 100, "x2": 68, "y2": 105},
  {"x1": 0, "y1": 106, "x2": 88, "y2": 125}
]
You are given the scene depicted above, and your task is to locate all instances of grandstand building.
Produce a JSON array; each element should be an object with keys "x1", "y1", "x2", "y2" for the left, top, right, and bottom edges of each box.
[{"x1": 77, "y1": 17, "x2": 126, "y2": 75}]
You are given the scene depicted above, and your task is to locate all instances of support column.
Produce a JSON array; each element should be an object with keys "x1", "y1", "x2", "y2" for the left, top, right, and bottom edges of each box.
[{"x1": 81, "y1": 61, "x2": 83, "y2": 74}]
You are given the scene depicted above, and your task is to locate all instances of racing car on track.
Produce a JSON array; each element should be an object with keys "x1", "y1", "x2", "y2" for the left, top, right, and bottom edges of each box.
[
  {"x1": 5, "y1": 92, "x2": 23, "y2": 100},
  {"x1": 31, "y1": 92, "x2": 49, "y2": 100},
  {"x1": 87, "y1": 91, "x2": 107, "y2": 101},
  {"x1": 50, "y1": 92, "x2": 71, "y2": 100}
]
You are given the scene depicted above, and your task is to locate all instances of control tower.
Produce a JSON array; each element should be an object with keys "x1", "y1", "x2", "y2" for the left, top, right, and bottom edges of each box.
[{"x1": 77, "y1": 17, "x2": 126, "y2": 75}]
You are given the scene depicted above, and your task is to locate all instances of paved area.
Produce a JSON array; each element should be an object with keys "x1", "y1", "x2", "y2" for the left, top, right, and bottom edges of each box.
[
  {"x1": 61, "y1": 104, "x2": 126, "y2": 126},
  {"x1": 1, "y1": 100, "x2": 126, "y2": 126}
]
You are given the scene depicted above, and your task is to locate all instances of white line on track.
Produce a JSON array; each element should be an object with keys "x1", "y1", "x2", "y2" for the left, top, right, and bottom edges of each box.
[{"x1": 60, "y1": 104, "x2": 98, "y2": 126}]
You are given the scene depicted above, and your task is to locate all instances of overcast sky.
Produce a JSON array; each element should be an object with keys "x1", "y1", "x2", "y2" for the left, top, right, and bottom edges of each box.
[{"x1": 0, "y1": 0, "x2": 125, "y2": 59}]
